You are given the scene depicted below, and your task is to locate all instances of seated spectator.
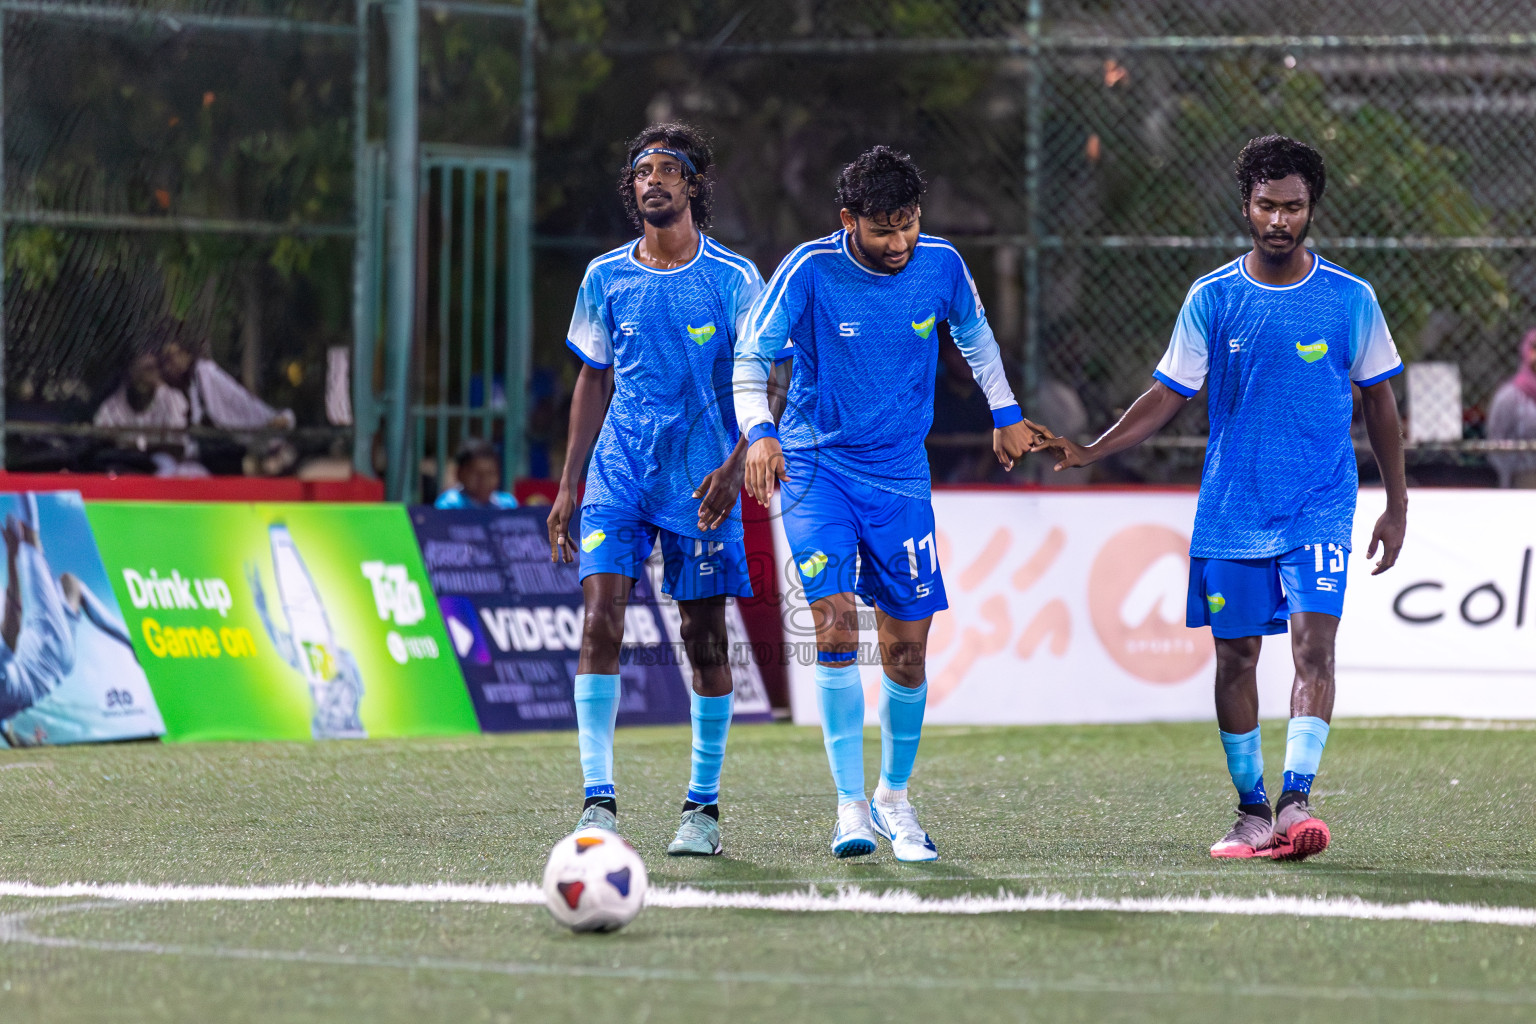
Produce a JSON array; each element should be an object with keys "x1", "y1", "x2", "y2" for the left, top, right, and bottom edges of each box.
[
  {"x1": 159, "y1": 333, "x2": 296, "y2": 431},
  {"x1": 1488, "y1": 328, "x2": 1536, "y2": 488},
  {"x1": 92, "y1": 351, "x2": 206, "y2": 477},
  {"x1": 156, "y1": 328, "x2": 296, "y2": 475},
  {"x1": 436, "y1": 440, "x2": 518, "y2": 509}
]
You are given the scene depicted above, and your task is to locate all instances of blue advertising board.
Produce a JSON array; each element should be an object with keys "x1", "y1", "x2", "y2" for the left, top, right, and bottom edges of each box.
[
  {"x1": 1, "y1": 491, "x2": 165, "y2": 746},
  {"x1": 409, "y1": 506, "x2": 691, "y2": 732}
]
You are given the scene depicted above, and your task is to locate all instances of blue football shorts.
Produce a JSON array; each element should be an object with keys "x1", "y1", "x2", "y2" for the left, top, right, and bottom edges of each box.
[
  {"x1": 1186, "y1": 543, "x2": 1349, "y2": 639},
  {"x1": 779, "y1": 458, "x2": 948, "y2": 622},
  {"x1": 576, "y1": 505, "x2": 751, "y2": 601}
]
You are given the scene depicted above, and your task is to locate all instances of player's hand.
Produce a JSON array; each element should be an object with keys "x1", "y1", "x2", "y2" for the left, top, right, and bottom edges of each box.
[
  {"x1": 547, "y1": 487, "x2": 578, "y2": 564},
  {"x1": 744, "y1": 436, "x2": 788, "y2": 509},
  {"x1": 695, "y1": 455, "x2": 745, "y2": 532},
  {"x1": 1366, "y1": 503, "x2": 1406, "y2": 575},
  {"x1": 1023, "y1": 418, "x2": 1093, "y2": 472},
  {"x1": 993, "y1": 420, "x2": 1035, "y2": 471}
]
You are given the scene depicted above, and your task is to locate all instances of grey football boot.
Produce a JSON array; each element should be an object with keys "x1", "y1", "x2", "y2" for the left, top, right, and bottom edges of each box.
[
  {"x1": 1270, "y1": 797, "x2": 1330, "y2": 861},
  {"x1": 667, "y1": 809, "x2": 723, "y2": 856},
  {"x1": 1209, "y1": 807, "x2": 1275, "y2": 859},
  {"x1": 575, "y1": 803, "x2": 618, "y2": 833}
]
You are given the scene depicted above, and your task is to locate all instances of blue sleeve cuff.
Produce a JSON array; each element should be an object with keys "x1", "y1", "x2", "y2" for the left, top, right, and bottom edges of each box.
[
  {"x1": 746, "y1": 423, "x2": 779, "y2": 447},
  {"x1": 1152, "y1": 370, "x2": 1199, "y2": 398},
  {"x1": 565, "y1": 338, "x2": 613, "y2": 370},
  {"x1": 773, "y1": 350, "x2": 795, "y2": 364},
  {"x1": 1354, "y1": 362, "x2": 1404, "y2": 389},
  {"x1": 991, "y1": 404, "x2": 1023, "y2": 429}
]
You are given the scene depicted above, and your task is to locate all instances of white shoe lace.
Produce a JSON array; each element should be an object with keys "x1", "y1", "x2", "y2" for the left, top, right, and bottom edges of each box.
[
  {"x1": 877, "y1": 798, "x2": 924, "y2": 841},
  {"x1": 837, "y1": 801, "x2": 872, "y2": 837}
]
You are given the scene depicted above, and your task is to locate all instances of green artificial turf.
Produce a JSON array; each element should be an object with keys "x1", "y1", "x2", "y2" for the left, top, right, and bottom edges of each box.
[{"x1": 1, "y1": 720, "x2": 1533, "y2": 1022}]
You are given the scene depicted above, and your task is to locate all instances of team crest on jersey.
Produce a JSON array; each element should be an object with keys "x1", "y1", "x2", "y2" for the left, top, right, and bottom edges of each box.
[
  {"x1": 1206, "y1": 593, "x2": 1226, "y2": 614},
  {"x1": 686, "y1": 322, "x2": 717, "y2": 346},
  {"x1": 581, "y1": 530, "x2": 607, "y2": 553},
  {"x1": 911, "y1": 315, "x2": 936, "y2": 339},
  {"x1": 798, "y1": 551, "x2": 828, "y2": 579},
  {"x1": 1295, "y1": 340, "x2": 1328, "y2": 363}
]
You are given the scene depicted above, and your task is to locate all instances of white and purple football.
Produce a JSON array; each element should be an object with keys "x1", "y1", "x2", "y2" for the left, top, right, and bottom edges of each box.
[{"x1": 541, "y1": 827, "x2": 648, "y2": 933}]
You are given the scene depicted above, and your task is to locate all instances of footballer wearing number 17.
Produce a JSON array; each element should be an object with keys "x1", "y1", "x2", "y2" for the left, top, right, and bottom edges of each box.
[
  {"x1": 734, "y1": 147, "x2": 1035, "y2": 861},
  {"x1": 1027, "y1": 135, "x2": 1409, "y2": 862}
]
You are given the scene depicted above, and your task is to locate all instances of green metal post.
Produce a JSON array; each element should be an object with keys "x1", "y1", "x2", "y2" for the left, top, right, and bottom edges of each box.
[
  {"x1": 0, "y1": 9, "x2": 7, "y2": 471},
  {"x1": 0, "y1": 9, "x2": 6, "y2": 471},
  {"x1": 383, "y1": 0, "x2": 418, "y2": 501},
  {"x1": 435, "y1": 165, "x2": 451, "y2": 491},
  {"x1": 1022, "y1": 0, "x2": 1042, "y2": 419},
  {"x1": 458, "y1": 166, "x2": 474, "y2": 458},
  {"x1": 505, "y1": 0, "x2": 536, "y2": 484},
  {"x1": 351, "y1": 0, "x2": 374, "y2": 475},
  {"x1": 481, "y1": 168, "x2": 495, "y2": 441}
]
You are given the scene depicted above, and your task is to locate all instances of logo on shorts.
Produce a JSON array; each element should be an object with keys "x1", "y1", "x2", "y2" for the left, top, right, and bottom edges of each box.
[
  {"x1": 581, "y1": 530, "x2": 607, "y2": 553},
  {"x1": 911, "y1": 314, "x2": 936, "y2": 339},
  {"x1": 1207, "y1": 592, "x2": 1226, "y2": 613},
  {"x1": 798, "y1": 551, "x2": 828, "y2": 578},
  {"x1": 686, "y1": 322, "x2": 717, "y2": 346},
  {"x1": 1295, "y1": 340, "x2": 1328, "y2": 363}
]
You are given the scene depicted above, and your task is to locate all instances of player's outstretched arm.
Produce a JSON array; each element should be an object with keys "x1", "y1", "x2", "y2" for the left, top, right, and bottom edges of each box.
[
  {"x1": 549, "y1": 364, "x2": 614, "y2": 563},
  {"x1": 1026, "y1": 380, "x2": 1190, "y2": 472},
  {"x1": 1360, "y1": 380, "x2": 1408, "y2": 575}
]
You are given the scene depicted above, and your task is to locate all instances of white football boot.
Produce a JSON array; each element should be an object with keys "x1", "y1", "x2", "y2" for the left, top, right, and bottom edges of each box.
[
  {"x1": 830, "y1": 800, "x2": 879, "y2": 858},
  {"x1": 870, "y1": 787, "x2": 939, "y2": 862}
]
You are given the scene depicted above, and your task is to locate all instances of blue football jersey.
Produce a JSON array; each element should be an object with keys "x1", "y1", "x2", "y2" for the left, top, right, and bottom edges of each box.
[
  {"x1": 1154, "y1": 253, "x2": 1403, "y2": 559},
  {"x1": 566, "y1": 235, "x2": 764, "y2": 542},
  {"x1": 733, "y1": 230, "x2": 1021, "y2": 499}
]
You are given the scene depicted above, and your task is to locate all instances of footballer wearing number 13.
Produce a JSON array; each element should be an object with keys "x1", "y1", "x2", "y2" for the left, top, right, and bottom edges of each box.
[{"x1": 1028, "y1": 135, "x2": 1409, "y2": 862}]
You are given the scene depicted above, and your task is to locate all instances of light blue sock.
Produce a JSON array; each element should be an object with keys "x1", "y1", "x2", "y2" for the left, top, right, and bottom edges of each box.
[
  {"x1": 574, "y1": 673, "x2": 621, "y2": 799},
  {"x1": 1218, "y1": 726, "x2": 1267, "y2": 806},
  {"x1": 686, "y1": 690, "x2": 734, "y2": 805},
  {"x1": 878, "y1": 673, "x2": 926, "y2": 793},
  {"x1": 1283, "y1": 716, "x2": 1331, "y2": 796},
  {"x1": 815, "y1": 661, "x2": 866, "y2": 804}
]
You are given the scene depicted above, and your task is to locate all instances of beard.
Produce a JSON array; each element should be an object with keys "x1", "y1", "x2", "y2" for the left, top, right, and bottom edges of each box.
[
  {"x1": 851, "y1": 229, "x2": 907, "y2": 274},
  {"x1": 1248, "y1": 213, "x2": 1312, "y2": 264},
  {"x1": 640, "y1": 190, "x2": 688, "y2": 228}
]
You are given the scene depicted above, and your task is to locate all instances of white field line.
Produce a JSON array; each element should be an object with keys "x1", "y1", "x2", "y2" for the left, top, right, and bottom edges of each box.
[
  {"x1": 1, "y1": 881, "x2": 1534, "y2": 927},
  {"x1": 0, "y1": 903, "x2": 1529, "y2": 1007},
  {"x1": 1343, "y1": 717, "x2": 1536, "y2": 731}
]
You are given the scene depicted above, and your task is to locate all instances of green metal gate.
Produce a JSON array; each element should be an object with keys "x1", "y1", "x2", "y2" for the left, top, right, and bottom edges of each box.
[
  {"x1": 355, "y1": 146, "x2": 532, "y2": 502},
  {"x1": 412, "y1": 147, "x2": 532, "y2": 500}
]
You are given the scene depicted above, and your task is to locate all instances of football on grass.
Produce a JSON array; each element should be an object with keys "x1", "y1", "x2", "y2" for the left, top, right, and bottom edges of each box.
[{"x1": 542, "y1": 827, "x2": 649, "y2": 932}]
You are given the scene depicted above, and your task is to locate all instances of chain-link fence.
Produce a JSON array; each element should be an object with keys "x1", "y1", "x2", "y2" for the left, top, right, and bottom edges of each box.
[
  {"x1": 537, "y1": 0, "x2": 1536, "y2": 487},
  {"x1": 9, "y1": 2, "x2": 1534, "y2": 488},
  {"x1": 1, "y1": 0, "x2": 534, "y2": 493},
  {"x1": 2, "y1": 0, "x2": 363, "y2": 476}
]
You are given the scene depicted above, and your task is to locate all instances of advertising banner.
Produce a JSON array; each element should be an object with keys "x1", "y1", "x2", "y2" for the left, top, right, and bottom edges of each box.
[
  {"x1": 411, "y1": 506, "x2": 772, "y2": 731},
  {"x1": 0, "y1": 491, "x2": 165, "y2": 747},
  {"x1": 1339, "y1": 489, "x2": 1536, "y2": 718},
  {"x1": 780, "y1": 488, "x2": 1536, "y2": 725},
  {"x1": 777, "y1": 489, "x2": 1357, "y2": 726},
  {"x1": 87, "y1": 502, "x2": 478, "y2": 742}
]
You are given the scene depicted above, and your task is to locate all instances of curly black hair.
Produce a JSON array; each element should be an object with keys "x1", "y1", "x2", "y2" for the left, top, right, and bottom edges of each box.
[
  {"x1": 618, "y1": 122, "x2": 714, "y2": 230},
  {"x1": 837, "y1": 145, "x2": 926, "y2": 220},
  {"x1": 1234, "y1": 134, "x2": 1326, "y2": 207}
]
